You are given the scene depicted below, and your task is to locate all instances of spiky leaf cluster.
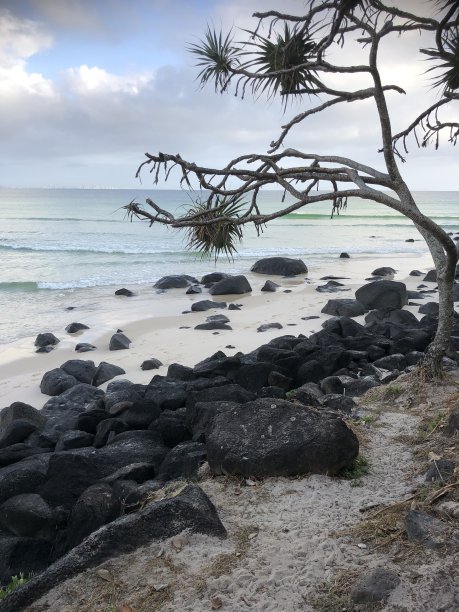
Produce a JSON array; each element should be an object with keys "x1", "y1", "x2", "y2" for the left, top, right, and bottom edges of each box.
[
  {"x1": 242, "y1": 24, "x2": 318, "y2": 100},
  {"x1": 424, "y1": 27, "x2": 459, "y2": 92},
  {"x1": 188, "y1": 28, "x2": 241, "y2": 92},
  {"x1": 184, "y1": 194, "x2": 246, "y2": 261}
]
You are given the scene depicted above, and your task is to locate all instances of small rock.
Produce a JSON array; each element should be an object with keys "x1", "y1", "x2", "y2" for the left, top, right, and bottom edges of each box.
[
  {"x1": 65, "y1": 322, "x2": 90, "y2": 333},
  {"x1": 257, "y1": 323, "x2": 283, "y2": 332},
  {"x1": 351, "y1": 567, "x2": 400, "y2": 604},
  {"x1": 141, "y1": 358, "x2": 163, "y2": 371},
  {"x1": 211, "y1": 596, "x2": 223, "y2": 610},
  {"x1": 96, "y1": 569, "x2": 112, "y2": 581},
  {"x1": 75, "y1": 343, "x2": 96, "y2": 353},
  {"x1": 261, "y1": 280, "x2": 279, "y2": 292},
  {"x1": 109, "y1": 333, "x2": 131, "y2": 351},
  {"x1": 115, "y1": 288, "x2": 135, "y2": 297},
  {"x1": 34, "y1": 332, "x2": 60, "y2": 348},
  {"x1": 339, "y1": 252, "x2": 350, "y2": 258}
]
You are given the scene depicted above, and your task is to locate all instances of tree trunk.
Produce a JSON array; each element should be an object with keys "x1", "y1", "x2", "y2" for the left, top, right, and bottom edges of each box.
[{"x1": 415, "y1": 224, "x2": 457, "y2": 378}]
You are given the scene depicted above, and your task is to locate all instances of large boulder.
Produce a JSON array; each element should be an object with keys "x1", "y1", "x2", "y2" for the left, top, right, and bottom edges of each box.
[
  {"x1": 251, "y1": 257, "x2": 308, "y2": 276},
  {"x1": 206, "y1": 398, "x2": 358, "y2": 477},
  {"x1": 191, "y1": 300, "x2": 227, "y2": 312},
  {"x1": 40, "y1": 368, "x2": 78, "y2": 396},
  {"x1": 0, "y1": 537, "x2": 53, "y2": 586},
  {"x1": 60, "y1": 360, "x2": 96, "y2": 385},
  {"x1": 0, "y1": 403, "x2": 45, "y2": 432},
  {"x1": 1, "y1": 485, "x2": 225, "y2": 612},
  {"x1": 355, "y1": 281, "x2": 407, "y2": 309},
  {"x1": 0, "y1": 494, "x2": 56, "y2": 540},
  {"x1": 154, "y1": 275, "x2": 198, "y2": 289},
  {"x1": 321, "y1": 299, "x2": 366, "y2": 318},
  {"x1": 209, "y1": 275, "x2": 252, "y2": 295},
  {"x1": 200, "y1": 272, "x2": 230, "y2": 284}
]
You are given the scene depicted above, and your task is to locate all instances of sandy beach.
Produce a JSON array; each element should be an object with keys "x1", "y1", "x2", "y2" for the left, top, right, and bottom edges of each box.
[{"x1": 0, "y1": 251, "x2": 435, "y2": 409}]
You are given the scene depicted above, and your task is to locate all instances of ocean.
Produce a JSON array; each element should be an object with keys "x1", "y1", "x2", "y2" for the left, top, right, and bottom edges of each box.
[{"x1": 0, "y1": 188, "x2": 458, "y2": 345}]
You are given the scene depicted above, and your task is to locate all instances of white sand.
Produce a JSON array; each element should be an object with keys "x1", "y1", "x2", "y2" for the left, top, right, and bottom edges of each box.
[{"x1": 0, "y1": 252, "x2": 436, "y2": 408}]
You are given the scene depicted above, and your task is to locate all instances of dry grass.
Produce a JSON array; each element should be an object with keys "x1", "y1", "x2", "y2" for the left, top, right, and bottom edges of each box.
[{"x1": 310, "y1": 568, "x2": 361, "y2": 611}]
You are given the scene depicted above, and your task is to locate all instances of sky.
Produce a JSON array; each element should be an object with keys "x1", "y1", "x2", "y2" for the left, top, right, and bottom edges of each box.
[{"x1": 0, "y1": 0, "x2": 457, "y2": 190}]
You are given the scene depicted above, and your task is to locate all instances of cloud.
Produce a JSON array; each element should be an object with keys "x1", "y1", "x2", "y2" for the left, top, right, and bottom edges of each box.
[
  {"x1": 0, "y1": 1, "x2": 457, "y2": 189},
  {"x1": 63, "y1": 65, "x2": 153, "y2": 96},
  {"x1": 0, "y1": 9, "x2": 54, "y2": 96}
]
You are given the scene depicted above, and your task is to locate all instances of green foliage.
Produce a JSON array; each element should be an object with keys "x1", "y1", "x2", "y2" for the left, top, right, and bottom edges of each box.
[
  {"x1": 341, "y1": 455, "x2": 370, "y2": 486},
  {"x1": 188, "y1": 27, "x2": 241, "y2": 92},
  {"x1": 184, "y1": 193, "x2": 246, "y2": 260},
  {"x1": 242, "y1": 23, "x2": 319, "y2": 102},
  {"x1": 0, "y1": 574, "x2": 31, "y2": 600},
  {"x1": 382, "y1": 384, "x2": 403, "y2": 400}
]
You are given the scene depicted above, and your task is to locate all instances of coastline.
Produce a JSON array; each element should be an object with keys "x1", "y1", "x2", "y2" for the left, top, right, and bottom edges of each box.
[{"x1": 0, "y1": 251, "x2": 435, "y2": 408}]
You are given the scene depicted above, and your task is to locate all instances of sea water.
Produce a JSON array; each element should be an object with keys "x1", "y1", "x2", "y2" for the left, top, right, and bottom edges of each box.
[{"x1": 0, "y1": 188, "x2": 457, "y2": 344}]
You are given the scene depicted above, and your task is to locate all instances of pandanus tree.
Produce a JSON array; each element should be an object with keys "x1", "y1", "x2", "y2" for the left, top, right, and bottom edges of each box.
[{"x1": 126, "y1": 0, "x2": 459, "y2": 377}]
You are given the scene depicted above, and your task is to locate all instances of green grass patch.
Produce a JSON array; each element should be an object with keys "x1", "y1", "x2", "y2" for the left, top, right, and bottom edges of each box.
[
  {"x1": 0, "y1": 574, "x2": 31, "y2": 600},
  {"x1": 381, "y1": 384, "x2": 403, "y2": 400},
  {"x1": 341, "y1": 456, "x2": 370, "y2": 487}
]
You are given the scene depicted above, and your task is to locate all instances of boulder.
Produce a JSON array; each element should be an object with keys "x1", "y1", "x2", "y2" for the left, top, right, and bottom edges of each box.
[
  {"x1": 373, "y1": 354, "x2": 407, "y2": 371},
  {"x1": 316, "y1": 280, "x2": 347, "y2": 293},
  {"x1": 233, "y1": 362, "x2": 279, "y2": 393},
  {"x1": 423, "y1": 270, "x2": 437, "y2": 282},
  {"x1": 405, "y1": 510, "x2": 456, "y2": 549},
  {"x1": 425, "y1": 459, "x2": 456, "y2": 483},
  {"x1": 200, "y1": 272, "x2": 230, "y2": 284},
  {"x1": 290, "y1": 382, "x2": 323, "y2": 407},
  {"x1": 186, "y1": 285, "x2": 202, "y2": 294},
  {"x1": 186, "y1": 383, "x2": 255, "y2": 412},
  {"x1": 251, "y1": 257, "x2": 307, "y2": 276},
  {"x1": 75, "y1": 343, "x2": 96, "y2": 353},
  {"x1": 65, "y1": 322, "x2": 89, "y2": 333},
  {"x1": 356, "y1": 281, "x2": 407, "y2": 309},
  {"x1": 109, "y1": 333, "x2": 131, "y2": 351},
  {"x1": 321, "y1": 299, "x2": 366, "y2": 318},
  {"x1": 0, "y1": 402, "x2": 45, "y2": 432},
  {"x1": 257, "y1": 322, "x2": 283, "y2": 332},
  {"x1": 41, "y1": 384, "x2": 105, "y2": 434},
  {"x1": 141, "y1": 358, "x2": 163, "y2": 371},
  {"x1": 60, "y1": 360, "x2": 97, "y2": 385},
  {"x1": 351, "y1": 567, "x2": 400, "y2": 604},
  {"x1": 206, "y1": 398, "x2": 358, "y2": 477},
  {"x1": 0, "y1": 537, "x2": 52, "y2": 586},
  {"x1": 419, "y1": 302, "x2": 439, "y2": 316},
  {"x1": 115, "y1": 288, "x2": 134, "y2": 297},
  {"x1": 191, "y1": 300, "x2": 227, "y2": 312},
  {"x1": 321, "y1": 394, "x2": 356, "y2": 413},
  {"x1": 186, "y1": 401, "x2": 239, "y2": 443},
  {"x1": 364, "y1": 307, "x2": 418, "y2": 328},
  {"x1": 0, "y1": 455, "x2": 51, "y2": 505},
  {"x1": 410, "y1": 270, "x2": 423, "y2": 276},
  {"x1": 34, "y1": 333, "x2": 60, "y2": 348},
  {"x1": 193, "y1": 353, "x2": 240, "y2": 378},
  {"x1": 167, "y1": 363, "x2": 194, "y2": 381},
  {"x1": 55, "y1": 430, "x2": 94, "y2": 451},
  {"x1": 339, "y1": 252, "x2": 350, "y2": 258},
  {"x1": 372, "y1": 266, "x2": 396, "y2": 276},
  {"x1": 144, "y1": 379, "x2": 187, "y2": 411},
  {"x1": 77, "y1": 408, "x2": 109, "y2": 434},
  {"x1": 40, "y1": 452, "x2": 104, "y2": 510},
  {"x1": 157, "y1": 441, "x2": 207, "y2": 482},
  {"x1": 155, "y1": 408, "x2": 190, "y2": 447},
  {"x1": 92, "y1": 361, "x2": 126, "y2": 387},
  {"x1": 0, "y1": 444, "x2": 49, "y2": 468},
  {"x1": 154, "y1": 275, "x2": 197, "y2": 289},
  {"x1": 93, "y1": 418, "x2": 131, "y2": 448},
  {"x1": 40, "y1": 368, "x2": 78, "y2": 396},
  {"x1": 261, "y1": 280, "x2": 279, "y2": 292},
  {"x1": 209, "y1": 275, "x2": 252, "y2": 295},
  {"x1": 1, "y1": 485, "x2": 225, "y2": 612},
  {"x1": 195, "y1": 321, "x2": 232, "y2": 331},
  {"x1": 0, "y1": 494, "x2": 56, "y2": 540},
  {"x1": 58, "y1": 483, "x2": 121, "y2": 555},
  {"x1": 118, "y1": 400, "x2": 161, "y2": 429},
  {"x1": 0, "y1": 420, "x2": 38, "y2": 449}
]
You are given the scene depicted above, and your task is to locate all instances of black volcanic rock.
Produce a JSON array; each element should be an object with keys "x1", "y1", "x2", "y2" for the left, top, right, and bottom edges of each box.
[{"x1": 251, "y1": 257, "x2": 307, "y2": 276}]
